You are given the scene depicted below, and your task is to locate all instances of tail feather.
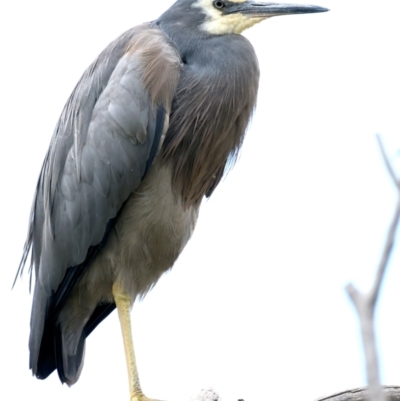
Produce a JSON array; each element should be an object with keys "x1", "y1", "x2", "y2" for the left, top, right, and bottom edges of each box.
[
  {"x1": 33, "y1": 302, "x2": 116, "y2": 383},
  {"x1": 56, "y1": 324, "x2": 86, "y2": 386}
]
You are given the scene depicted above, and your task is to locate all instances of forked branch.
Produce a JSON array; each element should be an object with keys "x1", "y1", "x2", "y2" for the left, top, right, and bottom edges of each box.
[{"x1": 345, "y1": 135, "x2": 400, "y2": 401}]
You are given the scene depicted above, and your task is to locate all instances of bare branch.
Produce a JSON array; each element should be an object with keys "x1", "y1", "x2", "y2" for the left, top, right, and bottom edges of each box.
[
  {"x1": 316, "y1": 386, "x2": 400, "y2": 401},
  {"x1": 345, "y1": 136, "x2": 400, "y2": 401},
  {"x1": 370, "y1": 136, "x2": 400, "y2": 304},
  {"x1": 345, "y1": 281, "x2": 385, "y2": 401},
  {"x1": 370, "y1": 197, "x2": 400, "y2": 306},
  {"x1": 376, "y1": 135, "x2": 400, "y2": 191}
]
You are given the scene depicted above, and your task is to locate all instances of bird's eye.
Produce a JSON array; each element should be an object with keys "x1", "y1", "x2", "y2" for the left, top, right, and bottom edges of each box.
[{"x1": 213, "y1": 0, "x2": 226, "y2": 9}]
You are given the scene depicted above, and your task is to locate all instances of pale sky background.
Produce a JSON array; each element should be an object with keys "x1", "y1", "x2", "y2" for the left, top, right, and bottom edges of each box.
[{"x1": 1, "y1": 1, "x2": 400, "y2": 400}]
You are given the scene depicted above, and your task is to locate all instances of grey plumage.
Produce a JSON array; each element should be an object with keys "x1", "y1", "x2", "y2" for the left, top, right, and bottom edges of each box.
[
  {"x1": 16, "y1": 0, "x2": 328, "y2": 393},
  {"x1": 19, "y1": 24, "x2": 184, "y2": 383}
]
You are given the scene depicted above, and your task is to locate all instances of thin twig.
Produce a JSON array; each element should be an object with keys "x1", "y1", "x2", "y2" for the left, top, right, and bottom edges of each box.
[
  {"x1": 376, "y1": 135, "x2": 400, "y2": 191},
  {"x1": 345, "y1": 135, "x2": 400, "y2": 401},
  {"x1": 370, "y1": 197, "x2": 400, "y2": 306}
]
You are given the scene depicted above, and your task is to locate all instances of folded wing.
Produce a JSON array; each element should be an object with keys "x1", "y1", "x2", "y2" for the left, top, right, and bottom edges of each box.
[{"x1": 16, "y1": 24, "x2": 181, "y2": 380}]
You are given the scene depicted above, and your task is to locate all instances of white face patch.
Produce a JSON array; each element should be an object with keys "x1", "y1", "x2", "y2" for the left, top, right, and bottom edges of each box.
[{"x1": 193, "y1": 0, "x2": 267, "y2": 35}]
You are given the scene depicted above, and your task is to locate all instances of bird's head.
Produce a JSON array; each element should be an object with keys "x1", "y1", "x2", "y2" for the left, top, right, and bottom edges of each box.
[
  {"x1": 199, "y1": 0, "x2": 328, "y2": 35},
  {"x1": 160, "y1": 0, "x2": 328, "y2": 36},
  {"x1": 194, "y1": 0, "x2": 328, "y2": 34}
]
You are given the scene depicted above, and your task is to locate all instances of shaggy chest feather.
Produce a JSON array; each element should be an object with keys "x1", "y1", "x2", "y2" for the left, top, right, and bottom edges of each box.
[{"x1": 161, "y1": 35, "x2": 260, "y2": 205}]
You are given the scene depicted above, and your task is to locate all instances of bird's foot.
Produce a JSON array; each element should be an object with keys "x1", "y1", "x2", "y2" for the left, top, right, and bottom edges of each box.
[{"x1": 131, "y1": 393, "x2": 164, "y2": 401}]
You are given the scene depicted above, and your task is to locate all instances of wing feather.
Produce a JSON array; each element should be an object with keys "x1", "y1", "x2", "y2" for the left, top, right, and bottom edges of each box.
[{"x1": 15, "y1": 24, "x2": 182, "y2": 378}]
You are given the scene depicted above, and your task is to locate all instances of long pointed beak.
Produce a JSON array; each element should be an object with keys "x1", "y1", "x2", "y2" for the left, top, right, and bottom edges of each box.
[{"x1": 225, "y1": 2, "x2": 329, "y2": 17}]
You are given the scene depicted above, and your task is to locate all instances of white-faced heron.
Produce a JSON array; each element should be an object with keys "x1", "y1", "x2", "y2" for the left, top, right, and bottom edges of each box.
[{"x1": 16, "y1": 1, "x2": 328, "y2": 400}]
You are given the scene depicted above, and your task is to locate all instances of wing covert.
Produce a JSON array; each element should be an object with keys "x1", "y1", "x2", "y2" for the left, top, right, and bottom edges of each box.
[
  {"x1": 26, "y1": 25, "x2": 181, "y2": 294},
  {"x1": 16, "y1": 24, "x2": 181, "y2": 376}
]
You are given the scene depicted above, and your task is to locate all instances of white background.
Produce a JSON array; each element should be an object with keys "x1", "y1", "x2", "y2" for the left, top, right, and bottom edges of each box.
[{"x1": 1, "y1": 0, "x2": 400, "y2": 400}]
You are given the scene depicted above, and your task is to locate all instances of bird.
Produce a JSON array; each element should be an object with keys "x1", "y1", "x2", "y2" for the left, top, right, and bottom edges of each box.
[{"x1": 15, "y1": 1, "x2": 328, "y2": 400}]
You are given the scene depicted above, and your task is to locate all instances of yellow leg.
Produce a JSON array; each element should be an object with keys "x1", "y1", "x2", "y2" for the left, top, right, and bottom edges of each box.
[{"x1": 112, "y1": 283, "x2": 163, "y2": 401}]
